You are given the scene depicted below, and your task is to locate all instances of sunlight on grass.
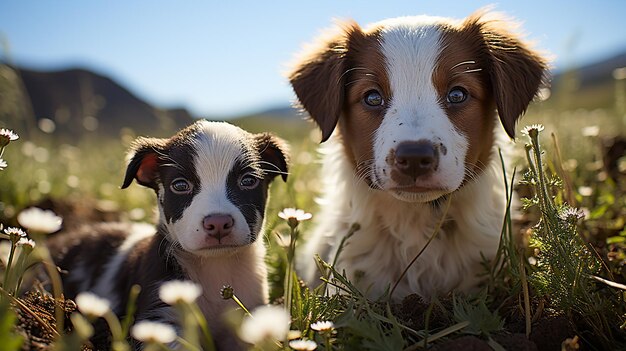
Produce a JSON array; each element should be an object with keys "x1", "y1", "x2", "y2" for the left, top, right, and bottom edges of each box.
[{"x1": 1, "y1": 62, "x2": 626, "y2": 349}]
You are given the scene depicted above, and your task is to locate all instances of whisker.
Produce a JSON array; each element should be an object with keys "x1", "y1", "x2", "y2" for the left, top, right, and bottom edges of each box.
[
  {"x1": 257, "y1": 160, "x2": 290, "y2": 176},
  {"x1": 450, "y1": 60, "x2": 476, "y2": 70},
  {"x1": 338, "y1": 67, "x2": 376, "y2": 80},
  {"x1": 345, "y1": 78, "x2": 380, "y2": 87}
]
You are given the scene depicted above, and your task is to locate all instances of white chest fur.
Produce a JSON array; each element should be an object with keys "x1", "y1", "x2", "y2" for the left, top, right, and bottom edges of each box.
[{"x1": 302, "y1": 133, "x2": 510, "y2": 301}]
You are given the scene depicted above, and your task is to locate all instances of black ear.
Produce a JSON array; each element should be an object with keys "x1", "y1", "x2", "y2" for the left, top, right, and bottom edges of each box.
[
  {"x1": 288, "y1": 21, "x2": 361, "y2": 142},
  {"x1": 466, "y1": 10, "x2": 548, "y2": 138},
  {"x1": 254, "y1": 133, "x2": 289, "y2": 182},
  {"x1": 121, "y1": 137, "x2": 167, "y2": 190}
]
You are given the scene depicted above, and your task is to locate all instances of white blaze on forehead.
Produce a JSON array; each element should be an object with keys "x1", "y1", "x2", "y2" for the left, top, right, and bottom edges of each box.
[
  {"x1": 372, "y1": 17, "x2": 469, "y2": 199},
  {"x1": 193, "y1": 121, "x2": 255, "y2": 184},
  {"x1": 378, "y1": 16, "x2": 444, "y2": 119},
  {"x1": 166, "y1": 121, "x2": 256, "y2": 252}
]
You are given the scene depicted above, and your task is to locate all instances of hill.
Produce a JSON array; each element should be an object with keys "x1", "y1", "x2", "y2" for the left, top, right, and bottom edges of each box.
[
  {"x1": 2, "y1": 48, "x2": 624, "y2": 142},
  {"x1": 0, "y1": 66, "x2": 194, "y2": 140},
  {"x1": 548, "y1": 50, "x2": 626, "y2": 110}
]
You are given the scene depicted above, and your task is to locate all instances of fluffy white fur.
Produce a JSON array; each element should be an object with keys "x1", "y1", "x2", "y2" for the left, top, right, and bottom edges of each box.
[{"x1": 304, "y1": 130, "x2": 512, "y2": 300}]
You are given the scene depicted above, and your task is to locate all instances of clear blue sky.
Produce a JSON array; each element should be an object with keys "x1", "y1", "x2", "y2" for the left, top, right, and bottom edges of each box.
[{"x1": 1, "y1": 1, "x2": 625, "y2": 118}]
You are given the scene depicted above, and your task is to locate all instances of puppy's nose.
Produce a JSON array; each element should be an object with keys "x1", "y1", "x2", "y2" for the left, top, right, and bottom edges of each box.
[
  {"x1": 203, "y1": 214, "x2": 234, "y2": 240},
  {"x1": 394, "y1": 141, "x2": 439, "y2": 178}
]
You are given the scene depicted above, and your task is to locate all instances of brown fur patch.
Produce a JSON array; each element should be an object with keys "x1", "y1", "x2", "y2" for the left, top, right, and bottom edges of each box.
[
  {"x1": 338, "y1": 26, "x2": 388, "y2": 182},
  {"x1": 461, "y1": 10, "x2": 548, "y2": 138},
  {"x1": 434, "y1": 10, "x2": 547, "y2": 177},
  {"x1": 435, "y1": 22, "x2": 496, "y2": 175}
]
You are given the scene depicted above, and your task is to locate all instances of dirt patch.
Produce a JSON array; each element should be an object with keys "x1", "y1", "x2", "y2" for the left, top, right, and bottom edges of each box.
[{"x1": 12, "y1": 291, "x2": 80, "y2": 350}]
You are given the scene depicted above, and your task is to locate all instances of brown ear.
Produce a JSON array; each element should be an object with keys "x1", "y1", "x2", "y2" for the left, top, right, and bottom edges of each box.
[
  {"x1": 288, "y1": 21, "x2": 361, "y2": 142},
  {"x1": 255, "y1": 133, "x2": 290, "y2": 182},
  {"x1": 467, "y1": 10, "x2": 548, "y2": 138},
  {"x1": 121, "y1": 137, "x2": 167, "y2": 190}
]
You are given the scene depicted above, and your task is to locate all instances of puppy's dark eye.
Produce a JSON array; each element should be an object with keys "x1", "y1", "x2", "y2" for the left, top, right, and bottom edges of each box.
[
  {"x1": 239, "y1": 173, "x2": 260, "y2": 190},
  {"x1": 364, "y1": 90, "x2": 384, "y2": 107},
  {"x1": 447, "y1": 87, "x2": 468, "y2": 104},
  {"x1": 170, "y1": 178, "x2": 192, "y2": 194}
]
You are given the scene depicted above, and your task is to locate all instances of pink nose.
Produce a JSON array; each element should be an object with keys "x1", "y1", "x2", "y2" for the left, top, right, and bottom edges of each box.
[{"x1": 203, "y1": 214, "x2": 234, "y2": 240}]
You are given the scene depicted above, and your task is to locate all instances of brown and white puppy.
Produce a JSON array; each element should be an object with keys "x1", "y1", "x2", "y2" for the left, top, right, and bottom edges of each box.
[
  {"x1": 289, "y1": 9, "x2": 546, "y2": 301},
  {"x1": 48, "y1": 120, "x2": 289, "y2": 349}
]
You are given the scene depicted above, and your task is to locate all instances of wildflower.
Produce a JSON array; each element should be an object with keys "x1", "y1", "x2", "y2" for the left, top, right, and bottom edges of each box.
[
  {"x1": 159, "y1": 280, "x2": 202, "y2": 305},
  {"x1": 559, "y1": 207, "x2": 585, "y2": 223},
  {"x1": 279, "y1": 208, "x2": 313, "y2": 222},
  {"x1": 289, "y1": 339, "x2": 317, "y2": 350},
  {"x1": 16, "y1": 238, "x2": 36, "y2": 249},
  {"x1": 219, "y1": 284, "x2": 251, "y2": 315},
  {"x1": 279, "y1": 208, "x2": 312, "y2": 229},
  {"x1": 581, "y1": 125, "x2": 599, "y2": 137},
  {"x1": 310, "y1": 320, "x2": 334, "y2": 332},
  {"x1": 75, "y1": 292, "x2": 111, "y2": 318},
  {"x1": 520, "y1": 124, "x2": 545, "y2": 137},
  {"x1": 3, "y1": 227, "x2": 27, "y2": 243},
  {"x1": 0, "y1": 158, "x2": 6, "y2": 170},
  {"x1": 131, "y1": 321, "x2": 177, "y2": 344},
  {"x1": 220, "y1": 285, "x2": 234, "y2": 300},
  {"x1": 17, "y1": 207, "x2": 63, "y2": 234},
  {"x1": 238, "y1": 305, "x2": 290, "y2": 345},
  {"x1": 577, "y1": 186, "x2": 593, "y2": 197},
  {"x1": 0, "y1": 128, "x2": 19, "y2": 147}
]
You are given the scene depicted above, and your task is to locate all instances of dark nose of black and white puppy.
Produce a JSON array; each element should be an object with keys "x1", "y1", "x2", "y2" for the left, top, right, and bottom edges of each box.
[
  {"x1": 393, "y1": 140, "x2": 439, "y2": 179},
  {"x1": 203, "y1": 214, "x2": 234, "y2": 242}
]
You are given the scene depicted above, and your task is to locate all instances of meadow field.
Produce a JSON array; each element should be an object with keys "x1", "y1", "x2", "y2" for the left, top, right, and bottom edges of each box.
[{"x1": 1, "y1": 61, "x2": 626, "y2": 350}]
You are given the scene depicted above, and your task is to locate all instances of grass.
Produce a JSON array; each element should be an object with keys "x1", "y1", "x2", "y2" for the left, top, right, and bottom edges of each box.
[{"x1": 2, "y1": 76, "x2": 626, "y2": 349}]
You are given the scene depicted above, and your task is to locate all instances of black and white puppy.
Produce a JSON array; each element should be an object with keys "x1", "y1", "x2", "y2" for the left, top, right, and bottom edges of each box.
[{"x1": 49, "y1": 120, "x2": 289, "y2": 349}]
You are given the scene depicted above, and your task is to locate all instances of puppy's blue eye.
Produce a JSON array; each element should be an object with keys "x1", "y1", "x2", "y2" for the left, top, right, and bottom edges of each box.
[
  {"x1": 171, "y1": 178, "x2": 192, "y2": 194},
  {"x1": 239, "y1": 173, "x2": 260, "y2": 190},
  {"x1": 364, "y1": 90, "x2": 384, "y2": 107},
  {"x1": 447, "y1": 87, "x2": 468, "y2": 103}
]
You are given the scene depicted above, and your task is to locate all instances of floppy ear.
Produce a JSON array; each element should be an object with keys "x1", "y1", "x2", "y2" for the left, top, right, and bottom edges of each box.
[
  {"x1": 288, "y1": 21, "x2": 361, "y2": 142},
  {"x1": 121, "y1": 137, "x2": 167, "y2": 190},
  {"x1": 254, "y1": 133, "x2": 290, "y2": 182},
  {"x1": 467, "y1": 10, "x2": 548, "y2": 138}
]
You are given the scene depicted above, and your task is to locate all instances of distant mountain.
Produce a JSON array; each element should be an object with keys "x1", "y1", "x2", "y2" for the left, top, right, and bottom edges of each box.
[
  {"x1": 7, "y1": 67, "x2": 194, "y2": 139},
  {"x1": 4, "y1": 48, "x2": 624, "y2": 142},
  {"x1": 553, "y1": 51, "x2": 626, "y2": 87},
  {"x1": 548, "y1": 50, "x2": 626, "y2": 110}
]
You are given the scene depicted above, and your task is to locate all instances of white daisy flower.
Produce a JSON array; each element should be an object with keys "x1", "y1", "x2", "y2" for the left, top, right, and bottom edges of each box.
[
  {"x1": 581, "y1": 125, "x2": 600, "y2": 137},
  {"x1": 16, "y1": 238, "x2": 36, "y2": 249},
  {"x1": 159, "y1": 280, "x2": 202, "y2": 305},
  {"x1": 289, "y1": 339, "x2": 317, "y2": 350},
  {"x1": 578, "y1": 186, "x2": 593, "y2": 197},
  {"x1": 131, "y1": 320, "x2": 177, "y2": 344},
  {"x1": 0, "y1": 128, "x2": 19, "y2": 147},
  {"x1": 278, "y1": 208, "x2": 313, "y2": 222},
  {"x1": 238, "y1": 305, "x2": 290, "y2": 345},
  {"x1": 279, "y1": 208, "x2": 312, "y2": 229},
  {"x1": 0, "y1": 158, "x2": 6, "y2": 170},
  {"x1": 520, "y1": 124, "x2": 545, "y2": 137},
  {"x1": 75, "y1": 292, "x2": 111, "y2": 318},
  {"x1": 17, "y1": 207, "x2": 63, "y2": 234},
  {"x1": 310, "y1": 320, "x2": 334, "y2": 332},
  {"x1": 3, "y1": 227, "x2": 27, "y2": 241}
]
